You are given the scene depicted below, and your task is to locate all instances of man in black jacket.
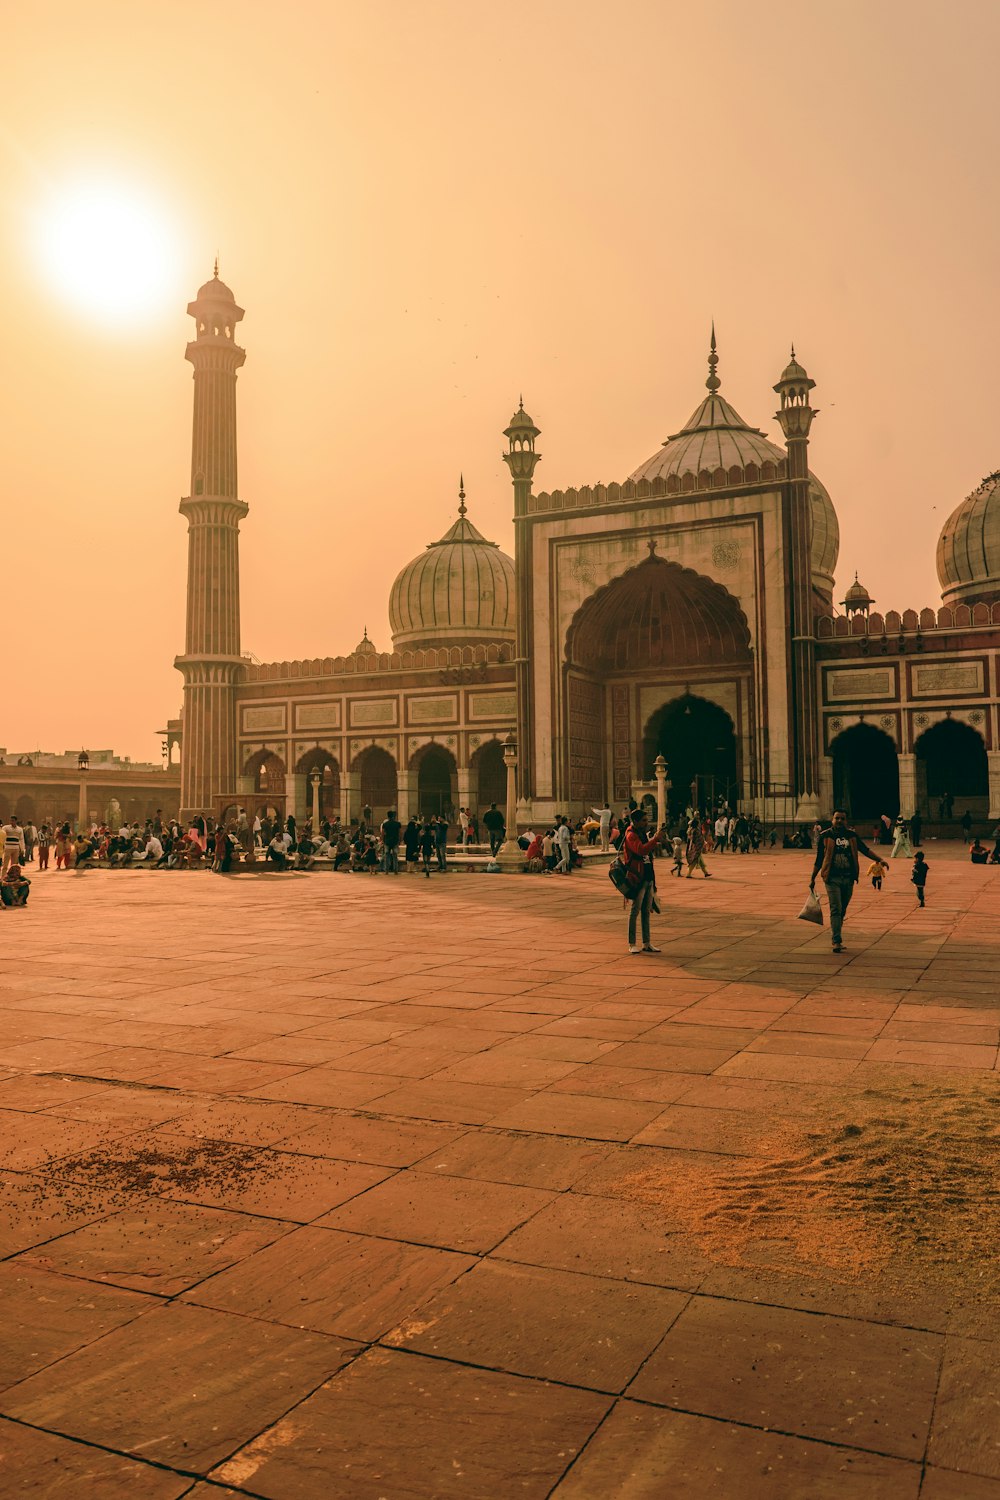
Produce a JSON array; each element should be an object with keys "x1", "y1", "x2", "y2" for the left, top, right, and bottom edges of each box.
[
  {"x1": 810, "y1": 810, "x2": 884, "y2": 953},
  {"x1": 483, "y1": 803, "x2": 505, "y2": 856}
]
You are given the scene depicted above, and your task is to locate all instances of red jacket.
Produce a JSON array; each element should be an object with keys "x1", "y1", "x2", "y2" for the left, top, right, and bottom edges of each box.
[{"x1": 622, "y1": 827, "x2": 658, "y2": 884}]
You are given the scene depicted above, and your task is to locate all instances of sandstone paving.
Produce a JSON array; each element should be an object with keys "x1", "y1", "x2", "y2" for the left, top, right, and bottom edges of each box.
[{"x1": 2, "y1": 848, "x2": 1000, "y2": 1494}]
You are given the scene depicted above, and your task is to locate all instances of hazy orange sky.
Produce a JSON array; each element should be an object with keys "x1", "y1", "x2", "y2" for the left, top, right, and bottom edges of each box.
[{"x1": 4, "y1": 1, "x2": 999, "y2": 761}]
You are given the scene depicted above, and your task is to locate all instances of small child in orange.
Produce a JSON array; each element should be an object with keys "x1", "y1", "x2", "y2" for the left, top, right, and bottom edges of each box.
[{"x1": 867, "y1": 857, "x2": 888, "y2": 892}]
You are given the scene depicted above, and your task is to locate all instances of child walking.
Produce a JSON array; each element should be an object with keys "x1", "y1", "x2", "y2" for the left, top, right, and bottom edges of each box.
[
  {"x1": 670, "y1": 834, "x2": 684, "y2": 877},
  {"x1": 911, "y1": 850, "x2": 929, "y2": 907},
  {"x1": 867, "y1": 857, "x2": 888, "y2": 891}
]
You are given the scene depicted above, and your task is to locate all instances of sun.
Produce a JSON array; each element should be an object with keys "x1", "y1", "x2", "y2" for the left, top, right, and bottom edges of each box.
[{"x1": 35, "y1": 177, "x2": 179, "y2": 324}]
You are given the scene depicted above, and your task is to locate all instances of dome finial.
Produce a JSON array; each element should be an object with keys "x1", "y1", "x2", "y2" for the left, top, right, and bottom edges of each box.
[
  {"x1": 458, "y1": 474, "x2": 467, "y2": 519},
  {"x1": 213, "y1": 253, "x2": 219, "y2": 280},
  {"x1": 706, "y1": 323, "x2": 721, "y2": 394}
]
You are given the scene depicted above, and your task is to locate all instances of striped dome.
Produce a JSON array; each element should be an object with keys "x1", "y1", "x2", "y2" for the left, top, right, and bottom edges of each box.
[
  {"x1": 937, "y1": 472, "x2": 1000, "y2": 606},
  {"x1": 388, "y1": 503, "x2": 515, "y2": 650},
  {"x1": 629, "y1": 386, "x2": 839, "y2": 601}
]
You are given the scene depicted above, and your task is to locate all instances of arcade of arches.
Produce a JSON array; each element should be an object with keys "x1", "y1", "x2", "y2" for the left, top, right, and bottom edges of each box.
[
  {"x1": 295, "y1": 749, "x2": 341, "y2": 823},
  {"x1": 829, "y1": 718, "x2": 989, "y2": 825},
  {"x1": 565, "y1": 554, "x2": 753, "y2": 807}
]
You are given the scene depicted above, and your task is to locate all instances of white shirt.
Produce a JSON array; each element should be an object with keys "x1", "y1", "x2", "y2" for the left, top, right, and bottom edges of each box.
[
  {"x1": 145, "y1": 836, "x2": 163, "y2": 860},
  {"x1": 2, "y1": 824, "x2": 25, "y2": 853},
  {"x1": 555, "y1": 825, "x2": 571, "y2": 848}
]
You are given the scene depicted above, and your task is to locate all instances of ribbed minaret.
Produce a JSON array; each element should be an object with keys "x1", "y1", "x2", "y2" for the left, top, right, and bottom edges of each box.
[
  {"x1": 174, "y1": 265, "x2": 249, "y2": 820},
  {"x1": 503, "y1": 400, "x2": 541, "y2": 807},
  {"x1": 774, "y1": 347, "x2": 821, "y2": 821}
]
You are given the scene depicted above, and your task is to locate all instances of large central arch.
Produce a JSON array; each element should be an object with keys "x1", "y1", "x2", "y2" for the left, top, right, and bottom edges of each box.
[
  {"x1": 563, "y1": 553, "x2": 753, "y2": 806},
  {"x1": 642, "y1": 696, "x2": 738, "y2": 814}
]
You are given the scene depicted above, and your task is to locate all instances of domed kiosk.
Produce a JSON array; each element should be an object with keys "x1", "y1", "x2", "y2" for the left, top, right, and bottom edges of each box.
[
  {"x1": 629, "y1": 335, "x2": 839, "y2": 603},
  {"x1": 936, "y1": 471, "x2": 1000, "y2": 606},
  {"x1": 388, "y1": 480, "x2": 515, "y2": 651}
]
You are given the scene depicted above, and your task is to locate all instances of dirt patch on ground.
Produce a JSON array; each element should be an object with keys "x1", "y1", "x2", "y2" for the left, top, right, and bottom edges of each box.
[{"x1": 615, "y1": 1077, "x2": 1000, "y2": 1297}]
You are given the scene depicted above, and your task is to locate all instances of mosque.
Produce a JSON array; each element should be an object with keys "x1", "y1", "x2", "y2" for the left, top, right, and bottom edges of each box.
[{"x1": 172, "y1": 271, "x2": 1000, "y2": 832}]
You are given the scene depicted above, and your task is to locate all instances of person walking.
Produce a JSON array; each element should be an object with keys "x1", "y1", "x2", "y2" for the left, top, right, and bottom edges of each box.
[
  {"x1": 36, "y1": 823, "x2": 51, "y2": 871},
  {"x1": 714, "y1": 812, "x2": 728, "y2": 853},
  {"x1": 597, "y1": 803, "x2": 612, "y2": 853},
  {"x1": 483, "y1": 803, "x2": 505, "y2": 857},
  {"x1": 960, "y1": 809, "x2": 973, "y2": 842},
  {"x1": 867, "y1": 856, "x2": 887, "y2": 892},
  {"x1": 380, "y1": 809, "x2": 401, "y2": 874},
  {"x1": 685, "y1": 817, "x2": 712, "y2": 879},
  {"x1": 419, "y1": 819, "x2": 435, "y2": 878},
  {"x1": 911, "y1": 850, "x2": 929, "y2": 907},
  {"x1": 1, "y1": 816, "x2": 26, "y2": 876},
  {"x1": 890, "y1": 816, "x2": 913, "y2": 859},
  {"x1": 621, "y1": 807, "x2": 666, "y2": 954},
  {"x1": 554, "y1": 816, "x2": 572, "y2": 874},
  {"x1": 434, "y1": 814, "x2": 449, "y2": 871},
  {"x1": 402, "y1": 816, "x2": 420, "y2": 873},
  {"x1": 810, "y1": 810, "x2": 882, "y2": 953},
  {"x1": 670, "y1": 833, "x2": 684, "y2": 876},
  {"x1": 909, "y1": 811, "x2": 923, "y2": 848}
]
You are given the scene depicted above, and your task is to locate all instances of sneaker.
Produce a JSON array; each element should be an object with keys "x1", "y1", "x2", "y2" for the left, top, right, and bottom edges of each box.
[
  {"x1": 832, "y1": 942, "x2": 843, "y2": 953},
  {"x1": 642, "y1": 945, "x2": 662, "y2": 954},
  {"x1": 629, "y1": 945, "x2": 642, "y2": 955}
]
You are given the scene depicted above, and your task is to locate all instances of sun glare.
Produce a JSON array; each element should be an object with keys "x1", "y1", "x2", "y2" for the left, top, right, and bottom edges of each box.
[{"x1": 35, "y1": 179, "x2": 178, "y2": 324}]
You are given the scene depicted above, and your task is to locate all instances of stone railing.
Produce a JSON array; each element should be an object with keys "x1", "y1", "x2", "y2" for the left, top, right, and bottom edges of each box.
[
  {"x1": 529, "y1": 460, "x2": 788, "y2": 514},
  {"x1": 243, "y1": 642, "x2": 513, "y2": 682},
  {"x1": 816, "y1": 602, "x2": 1000, "y2": 639}
]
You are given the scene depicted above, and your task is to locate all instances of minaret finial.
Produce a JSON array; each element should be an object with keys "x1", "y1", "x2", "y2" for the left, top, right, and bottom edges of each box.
[
  {"x1": 706, "y1": 323, "x2": 721, "y2": 394},
  {"x1": 213, "y1": 254, "x2": 219, "y2": 280},
  {"x1": 791, "y1": 342, "x2": 796, "y2": 361},
  {"x1": 518, "y1": 393, "x2": 524, "y2": 412},
  {"x1": 458, "y1": 474, "x2": 467, "y2": 518}
]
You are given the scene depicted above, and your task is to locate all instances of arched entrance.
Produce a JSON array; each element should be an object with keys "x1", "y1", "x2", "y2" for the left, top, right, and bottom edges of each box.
[
  {"x1": 830, "y1": 724, "x2": 899, "y2": 822},
  {"x1": 914, "y1": 719, "x2": 988, "y2": 812},
  {"x1": 565, "y1": 552, "x2": 753, "y2": 806},
  {"x1": 244, "y1": 749, "x2": 286, "y2": 798},
  {"x1": 295, "y1": 748, "x2": 341, "y2": 823},
  {"x1": 471, "y1": 739, "x2": 506, "y2": 810},
  {"x1": 354, "y1": 745, "x2": 397, "y2": 822},
  {"x1": 413, "y1": 744, "x2": 456, "y2": 819},
  {"x1": 643, "y1": 696, "x2": 738, "y2": 815}
]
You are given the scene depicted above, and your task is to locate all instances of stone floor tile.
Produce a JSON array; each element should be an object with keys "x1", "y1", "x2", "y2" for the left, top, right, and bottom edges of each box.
[
  {"x1": 186, "y1": 1223, "x2": 474, "y2": 1339},
  {"x1": 0, "y1": 1261, "x2": 151, "y2": 1391},
  {"x1": 881, "y1": 1020, "x2": 1000, "y2": 1045},
  {"x1": 247, "y1": 1065, "x2": 401, "y2": 1107},
  {"x1": 547, "y1": 1063, "x2": 704, "y2": 1105},
  {"x1": 433, "y1": 1050, "x2": 584, "y2": 1087},
  {"x1": 715, "y1": 1051, "x2": 862, "y2": 1084},
  {"x1": 0, "y1": 1073, "x2": 107, "y2": 1111},
  {"x1": 418, "y1": 1130, "x2": 613, "y2": 1189},
  {"x1": 745, "y1": 1030, "x2": 873, "y2": 1060},
  {"x1": 928, "y1": 1336, "x2": 1000, "y2": 1479},
  {"x1": 45, "y1": 1085, "x2": 200, "y2": 1129},
  {"x1": 548, "y1": 1401, "x2": 921, "y2": 1499},
  {"x1": 17, "y1": 1198, "x2": 293, "y2": 1295},
  {"x1": 160, "y1": 1145, "x2": 392, "y2": 1222},
  {"x1": 151, "y1": 1096, "x2": 316, "y2": 1145},
  {"x1": 631, "y1": 1103, "x2": 761, "y2": 1155},
  {"x1": 920, "y1": 1468, "x2": 1000, "y2": 1499},
  {"x1": 0, "y1": 1301, "x2": 354, "y2": 1474},
  {"x1": 489, "y1": 1033, "x2": 623, "y2": 1063},
  {"x1": 387, "y1": 1258, "x2": 687, "y2": 1391},
  {"x1": 0, "y1": 1418, "x2": 192, "y2": 1498},
  {"x1": 496, "y1": 1192, "x2": 708, "y2": 1289},
  {"x1": 222, "y1": 1035, "x2": 370, "y2": 1066},
  {"x1": 866, "y1": 1039, "x2": 1000, "y2": 1070},
  {"x1": 211, "y1": 1347, "x2": 610, "y2": 1499},
  {"x1": 366, "y1": 1078, "x2": 535, "y2": 1124},
  {"x1": 278, "y1": 1111, "x2": 464, "y2": 1165},
  {"x1": 0, "y1": 1110, "x2": 131, "y2": 1170},
  {"x1": 316, "y1": 1169, "x2": 554, "y2": 1252},
  {"x1": 487, "y1": 1091, "x2": 666, "y2": 1141},
  {"x1": 628, "y1": 1296, "x2": 941, "y2": 1459},
  {"x1": 0, "y1": 1169, "x2": 118, "y2": 1258},
  {"x1": 606, "y1": 1040, "x2": 740, "y2": 1074}
]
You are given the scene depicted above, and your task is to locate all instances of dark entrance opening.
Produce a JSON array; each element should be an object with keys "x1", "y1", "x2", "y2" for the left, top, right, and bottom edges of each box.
[
  {"x1": 831, "y1": 724, "x2": 899, "y2": 823},
  {"x1": 643, "y1": 695, "x2": 738, "y2": 815},
  {"x1": 416, "y1": 745, "x2": 455, "y2": 819},
  {"x1": 472, "y1": 739, "x2": 506, "y2": 811},
  {"x1": 356, "y1": 746, "x2": 397, "y2": 823},
  {"x1": 915, "y1": 719, "x2": 988, "y2": 809}
]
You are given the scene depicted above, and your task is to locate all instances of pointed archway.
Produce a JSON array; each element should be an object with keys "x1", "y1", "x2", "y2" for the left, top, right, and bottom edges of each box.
[
  {"x1": 642, "y1": 696, "x2": 738, "y2": 814},
  {"x1": 830, "y1": 724, "x2": 898, "y2": 822}
]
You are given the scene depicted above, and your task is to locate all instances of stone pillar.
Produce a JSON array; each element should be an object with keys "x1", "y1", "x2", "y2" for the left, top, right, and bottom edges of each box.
[
  {"x1": 77, "y1": 777, "x2": 88, "y2": 833},
  {"x1": 819, "y1": 755, "x2": 835, "y2": 820},
  {"x1": 396, "y1": 770, "x2": 416, "y2": 823},
  {"x1": 341, "y1": 771, "x2": 360, "y2": 824},
  {"x1": 654, "y1": 755, "x2": 667, "y2": 830},
  {"x1": 497, "y1": 733, "x2": 523, "y2": 870},
  {"x1": 457, "y1": 766, "x2": 477, "y2": 819},
  {"x1": 284, "y1": 773, "x2": 306, "y2": 824},
  {"x1": 503, "y1": 403, "x2": 541, "y2": 804},
  {"x1": 988, "y1": 751, "x2": 1000, "y2": 820},
  {"x1": 897, "y1": 753, "x2": 917, "y2": 819}
]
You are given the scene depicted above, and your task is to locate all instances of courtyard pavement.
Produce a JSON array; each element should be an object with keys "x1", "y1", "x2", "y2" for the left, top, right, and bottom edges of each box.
[{"x1": 1, "y1": 847, "x2": 999, "y2": 1498}]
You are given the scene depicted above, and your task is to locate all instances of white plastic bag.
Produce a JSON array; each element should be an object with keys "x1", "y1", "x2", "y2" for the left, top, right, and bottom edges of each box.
[{"x1": 798, "y1": 888, "x2": 823, "y2": 925}]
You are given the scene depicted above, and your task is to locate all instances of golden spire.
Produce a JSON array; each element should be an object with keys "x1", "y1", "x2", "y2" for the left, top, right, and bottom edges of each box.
[
  {"x1": 458, "y1": 474, "x2": 467, "y2": 519},
  {"x1": 706, "y1": 322, "x2": 721, "y2": 393}
]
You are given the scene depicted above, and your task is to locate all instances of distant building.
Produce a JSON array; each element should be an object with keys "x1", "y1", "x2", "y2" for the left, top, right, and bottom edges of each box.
[{"x1": 172, "y1": 278, "x2": 1000, "y2": 831}]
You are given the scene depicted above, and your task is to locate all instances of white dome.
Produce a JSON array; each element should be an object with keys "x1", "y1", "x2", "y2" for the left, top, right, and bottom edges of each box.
[
  {"x1": 388, "y1": 504, "x2": 515, "y2": 651},
  {"x1": 629, "y1": 386, "x2": 839, "y2": 600},
  {"x1": 937, "y1": 471, "x2": 1000, "y2": 606}
]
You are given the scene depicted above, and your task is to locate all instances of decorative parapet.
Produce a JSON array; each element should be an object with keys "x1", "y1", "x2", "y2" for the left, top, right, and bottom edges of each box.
[
  {"x1": 244, "y1": 641, "x2": 513, "y2": 683},
  {"x1": 528, "y1": 460, "x2": 787, "y2": 515},
  {"x1": 816, "y1": 601, "x2": 1000, "y2": 638}
]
